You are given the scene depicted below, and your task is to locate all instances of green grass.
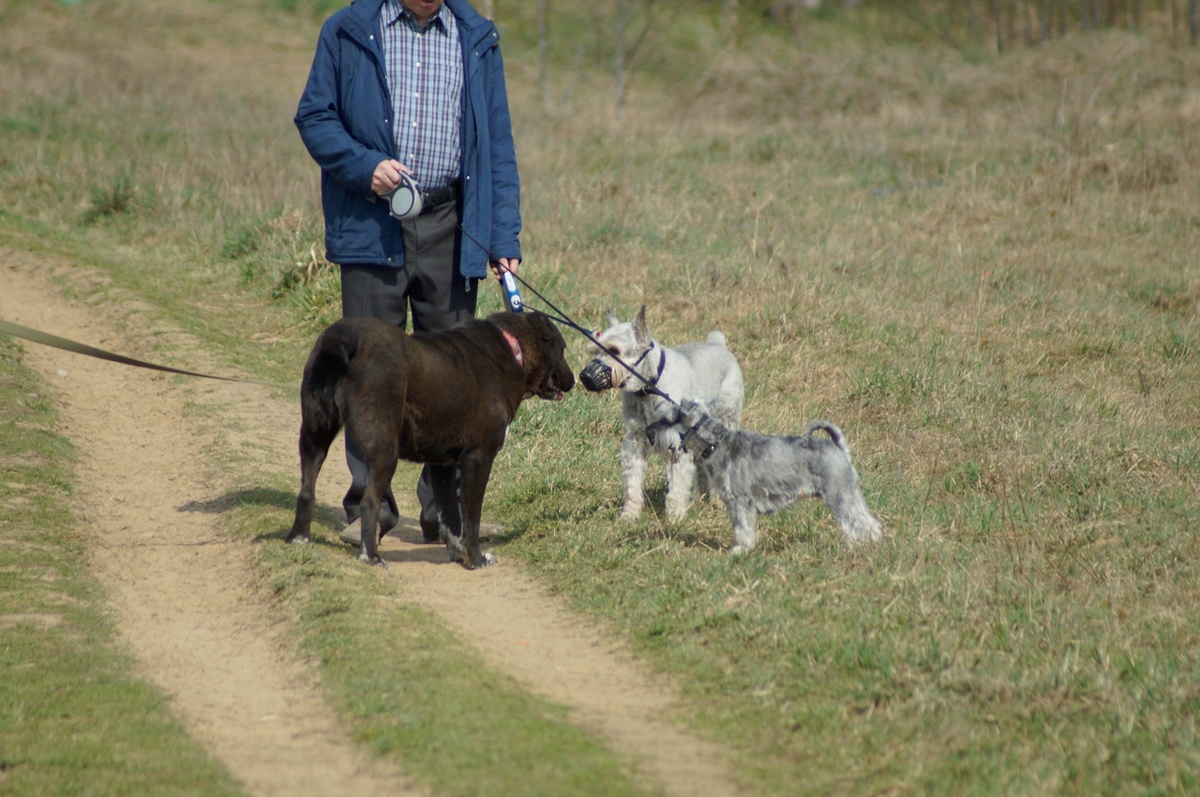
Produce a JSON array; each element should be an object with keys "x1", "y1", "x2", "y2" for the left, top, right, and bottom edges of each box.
[
  {"x1": 0, "y1": 338, "x2": 245, "y2": 796},
  {"x1": 2, "y1": 1, "x2": 1199, "y2": 795},
  {"x1": 238, "y1": 508, "x2": 649, "y2": 797}
]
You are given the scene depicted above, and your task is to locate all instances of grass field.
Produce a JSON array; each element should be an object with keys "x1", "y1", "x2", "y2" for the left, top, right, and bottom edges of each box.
[{"x1": 2, "y1": 0, "x2": 1199, "y2": 794}]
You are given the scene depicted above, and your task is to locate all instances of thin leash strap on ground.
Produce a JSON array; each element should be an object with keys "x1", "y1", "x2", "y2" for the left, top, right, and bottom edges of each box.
[{"x1": 0, "y1": 318, "x2": 295, "y2": 390}]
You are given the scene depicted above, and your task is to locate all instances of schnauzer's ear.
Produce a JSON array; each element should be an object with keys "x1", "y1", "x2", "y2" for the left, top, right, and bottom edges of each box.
[
  {"x1": 604, "y1": 308, "x2": 620, "y2": 328},
  {"x1": 633, "y1": 304, "x2": 649, "y2": 342}
]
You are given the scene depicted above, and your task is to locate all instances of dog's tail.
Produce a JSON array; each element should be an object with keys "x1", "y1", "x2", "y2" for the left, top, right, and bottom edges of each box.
[
  {"x1": 805, "y1": 420, "x2": 849, "y2": 453},
  {"x1": 300, "y1": 322, "x2": 359, "y2": 440},
  {"x1": 705, "y1": 331, "x2": 729, "y2": 348}
]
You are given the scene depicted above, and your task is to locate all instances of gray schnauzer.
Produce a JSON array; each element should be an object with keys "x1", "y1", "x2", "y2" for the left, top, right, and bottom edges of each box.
[
  {"x1": 579, "y1": 306, "x2": 744, "y2": 522},
  {"x1": 648, "y1": 399, "x2": 883, "y2": 553}
]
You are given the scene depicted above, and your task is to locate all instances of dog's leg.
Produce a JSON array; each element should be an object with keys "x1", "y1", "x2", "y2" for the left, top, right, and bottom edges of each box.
[
  {"x1": 356, "y1": 493, "x2": 385, "y2": 567},
  {"x1": 826, "y1": 487, "x2": 883, "y2": 544},
  {"x1": 458, "y1": 457, "x2": 497, "y2": 570},
  {"x1": 693, "y1": 455, "x2": 711, "y2": 503},
  {"x1": 426, "y1": 464, "x2": 466, "y2": 563},
  {"x1": 664, "y1": 449, "x2": 695, "y2": 522},
  {"x1": 286, "y1": 421, "x2": 335, "y2": 544},
  {"x1": 355, "y1": 499, "x2": 384, "y2": 566},
  {"x1": 814, "y1": 448, "x2": 883, "y2": 545},
  {"x1": 619, "y1": 430, "x2": 649, "y2": 520},
  {"x1": 357, "y1": 460, "x2": 397, "y2": 567},
  {"x1": 726, "y1": 500, "x2": 758, "y2": 555}
]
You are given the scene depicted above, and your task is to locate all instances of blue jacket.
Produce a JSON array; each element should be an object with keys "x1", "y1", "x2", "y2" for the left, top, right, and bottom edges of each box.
[{"x1": 295, "y1": 0, "x2": 521, "y2": 278}]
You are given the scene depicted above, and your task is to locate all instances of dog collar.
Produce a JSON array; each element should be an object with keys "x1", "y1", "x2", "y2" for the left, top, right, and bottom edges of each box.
[
  {"x1": 680, "y1": 423, "x2": 717, "y2": 459},
  {"x1": 501, "y1": 329, "x2": 524, "y2": 366}
]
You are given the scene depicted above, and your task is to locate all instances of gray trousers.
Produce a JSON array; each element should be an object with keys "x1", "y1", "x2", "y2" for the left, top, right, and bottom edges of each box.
[{"x1": 339, "y1": 198, "x2": 477, "y2": 535}]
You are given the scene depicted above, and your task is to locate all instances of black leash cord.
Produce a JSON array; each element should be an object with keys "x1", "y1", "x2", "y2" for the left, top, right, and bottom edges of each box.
[
  {"x1": 457, "y1": 222, "x2": 678, "y2": 405},
  {"x1": 0, "y1": 318, "x2": 294, "y2": 390},
  {"x1": 508, "y1": 272, "x2": 593, "y2": 339},
  {"x1": 508, "y1": 271, "x2": 676, "y2": 405}
]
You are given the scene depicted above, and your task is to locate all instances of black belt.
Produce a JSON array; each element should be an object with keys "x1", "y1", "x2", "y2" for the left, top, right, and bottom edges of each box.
[{"x1": 420, "y1": 182, "x2": 459, "y2": 212}]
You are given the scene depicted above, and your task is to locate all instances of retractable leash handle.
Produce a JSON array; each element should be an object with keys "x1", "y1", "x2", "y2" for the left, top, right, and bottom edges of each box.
[
  {"x1": 500, "y1": 271, "x2": 523, "y2": 312},
  {"x1": 385, "y1": 173, "x2": 423, "y2": 220}
]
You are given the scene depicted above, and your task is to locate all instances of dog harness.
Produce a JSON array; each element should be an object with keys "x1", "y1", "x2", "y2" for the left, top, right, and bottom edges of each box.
[
  {"x1": 680, "y1": 424, "x2": 717, "y2": 460},
  {"x1": 680, "y1": 416, "x2": 728, "y2": 461}
]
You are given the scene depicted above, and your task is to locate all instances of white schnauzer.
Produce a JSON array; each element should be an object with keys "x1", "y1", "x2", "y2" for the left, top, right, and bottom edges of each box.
[
  {"x1": 579, "y1": 305, "x2": 744, "y2": 521},
  {"x1": 648, "y1": 398, "x2": 883, "y2": 553}
]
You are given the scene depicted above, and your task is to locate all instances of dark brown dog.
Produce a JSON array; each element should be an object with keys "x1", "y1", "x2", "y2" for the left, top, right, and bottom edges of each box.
[{"x1": 286, "y1": 311, "x2": 574, "y2": 569}]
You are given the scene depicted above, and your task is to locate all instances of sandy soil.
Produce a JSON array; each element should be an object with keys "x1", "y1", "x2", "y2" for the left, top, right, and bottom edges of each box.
[{"x1": 0, "y1": 255, "x2": 741, "y2": 797}]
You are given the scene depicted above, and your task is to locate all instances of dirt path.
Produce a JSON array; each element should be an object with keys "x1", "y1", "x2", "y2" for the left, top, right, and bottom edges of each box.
[{"x1": 0, "y1": 256, "x2": 740, "y2": 797}]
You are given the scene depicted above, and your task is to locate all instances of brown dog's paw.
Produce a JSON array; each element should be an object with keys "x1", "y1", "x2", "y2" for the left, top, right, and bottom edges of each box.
[
  {"x1": 456, "y1": 551, "x2": 498, "y2": 570},
  {"x1": 357, "y1": 552, "x2": 389, "y2": 569}
]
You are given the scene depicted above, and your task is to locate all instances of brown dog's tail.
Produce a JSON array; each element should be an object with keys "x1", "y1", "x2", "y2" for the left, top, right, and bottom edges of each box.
[{"x1": 300, "y1": 321, "x2": 359, "y2": 443}]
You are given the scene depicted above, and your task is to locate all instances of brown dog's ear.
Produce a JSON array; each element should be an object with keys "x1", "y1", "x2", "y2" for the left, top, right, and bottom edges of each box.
[
  {"x1": 605, "y1": 308, "x2": 620, "y2": 328},
  {"x1": 633, "y1": 304, "x2": 649, "y2": 344},
  {"x1": 533, "y1": 311, "x2": 559, "y2": 343}
]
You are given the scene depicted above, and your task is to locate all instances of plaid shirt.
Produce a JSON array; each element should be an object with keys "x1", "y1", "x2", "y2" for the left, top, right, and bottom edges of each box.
[{"x1": 381, "y1": 0, "x2": 463, "y2": 191}]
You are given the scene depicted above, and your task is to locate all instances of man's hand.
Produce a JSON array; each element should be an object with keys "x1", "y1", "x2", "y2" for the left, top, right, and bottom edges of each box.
[
  {"x1": 372, "y1": 159, "x2": 410, "y2": 195},
  {"x1": 491, "y1": 258, "x2": 520, "y2": 278}
]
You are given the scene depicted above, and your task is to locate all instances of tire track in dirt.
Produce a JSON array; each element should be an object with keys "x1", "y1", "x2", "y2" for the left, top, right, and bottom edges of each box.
[
  {"x1": 377, "y1": 522, "x2": 740, "y2": 797},
  {"x1": 0, "y1": 256, "x2": 742, "y2": 797},
  {"x1": 1, "y1": 257, "x2": 428, "y2": 797}
]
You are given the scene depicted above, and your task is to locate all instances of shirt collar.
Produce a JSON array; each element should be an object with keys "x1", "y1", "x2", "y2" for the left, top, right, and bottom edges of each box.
[{"x1": 383, "y1": 0, "x2": 450, "y2": 33}]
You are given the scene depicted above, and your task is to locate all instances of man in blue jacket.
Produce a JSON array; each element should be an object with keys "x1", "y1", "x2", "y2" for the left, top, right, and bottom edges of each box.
[{"x1": 295, "y1": 0, "x2": 522, "y2": 546}]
